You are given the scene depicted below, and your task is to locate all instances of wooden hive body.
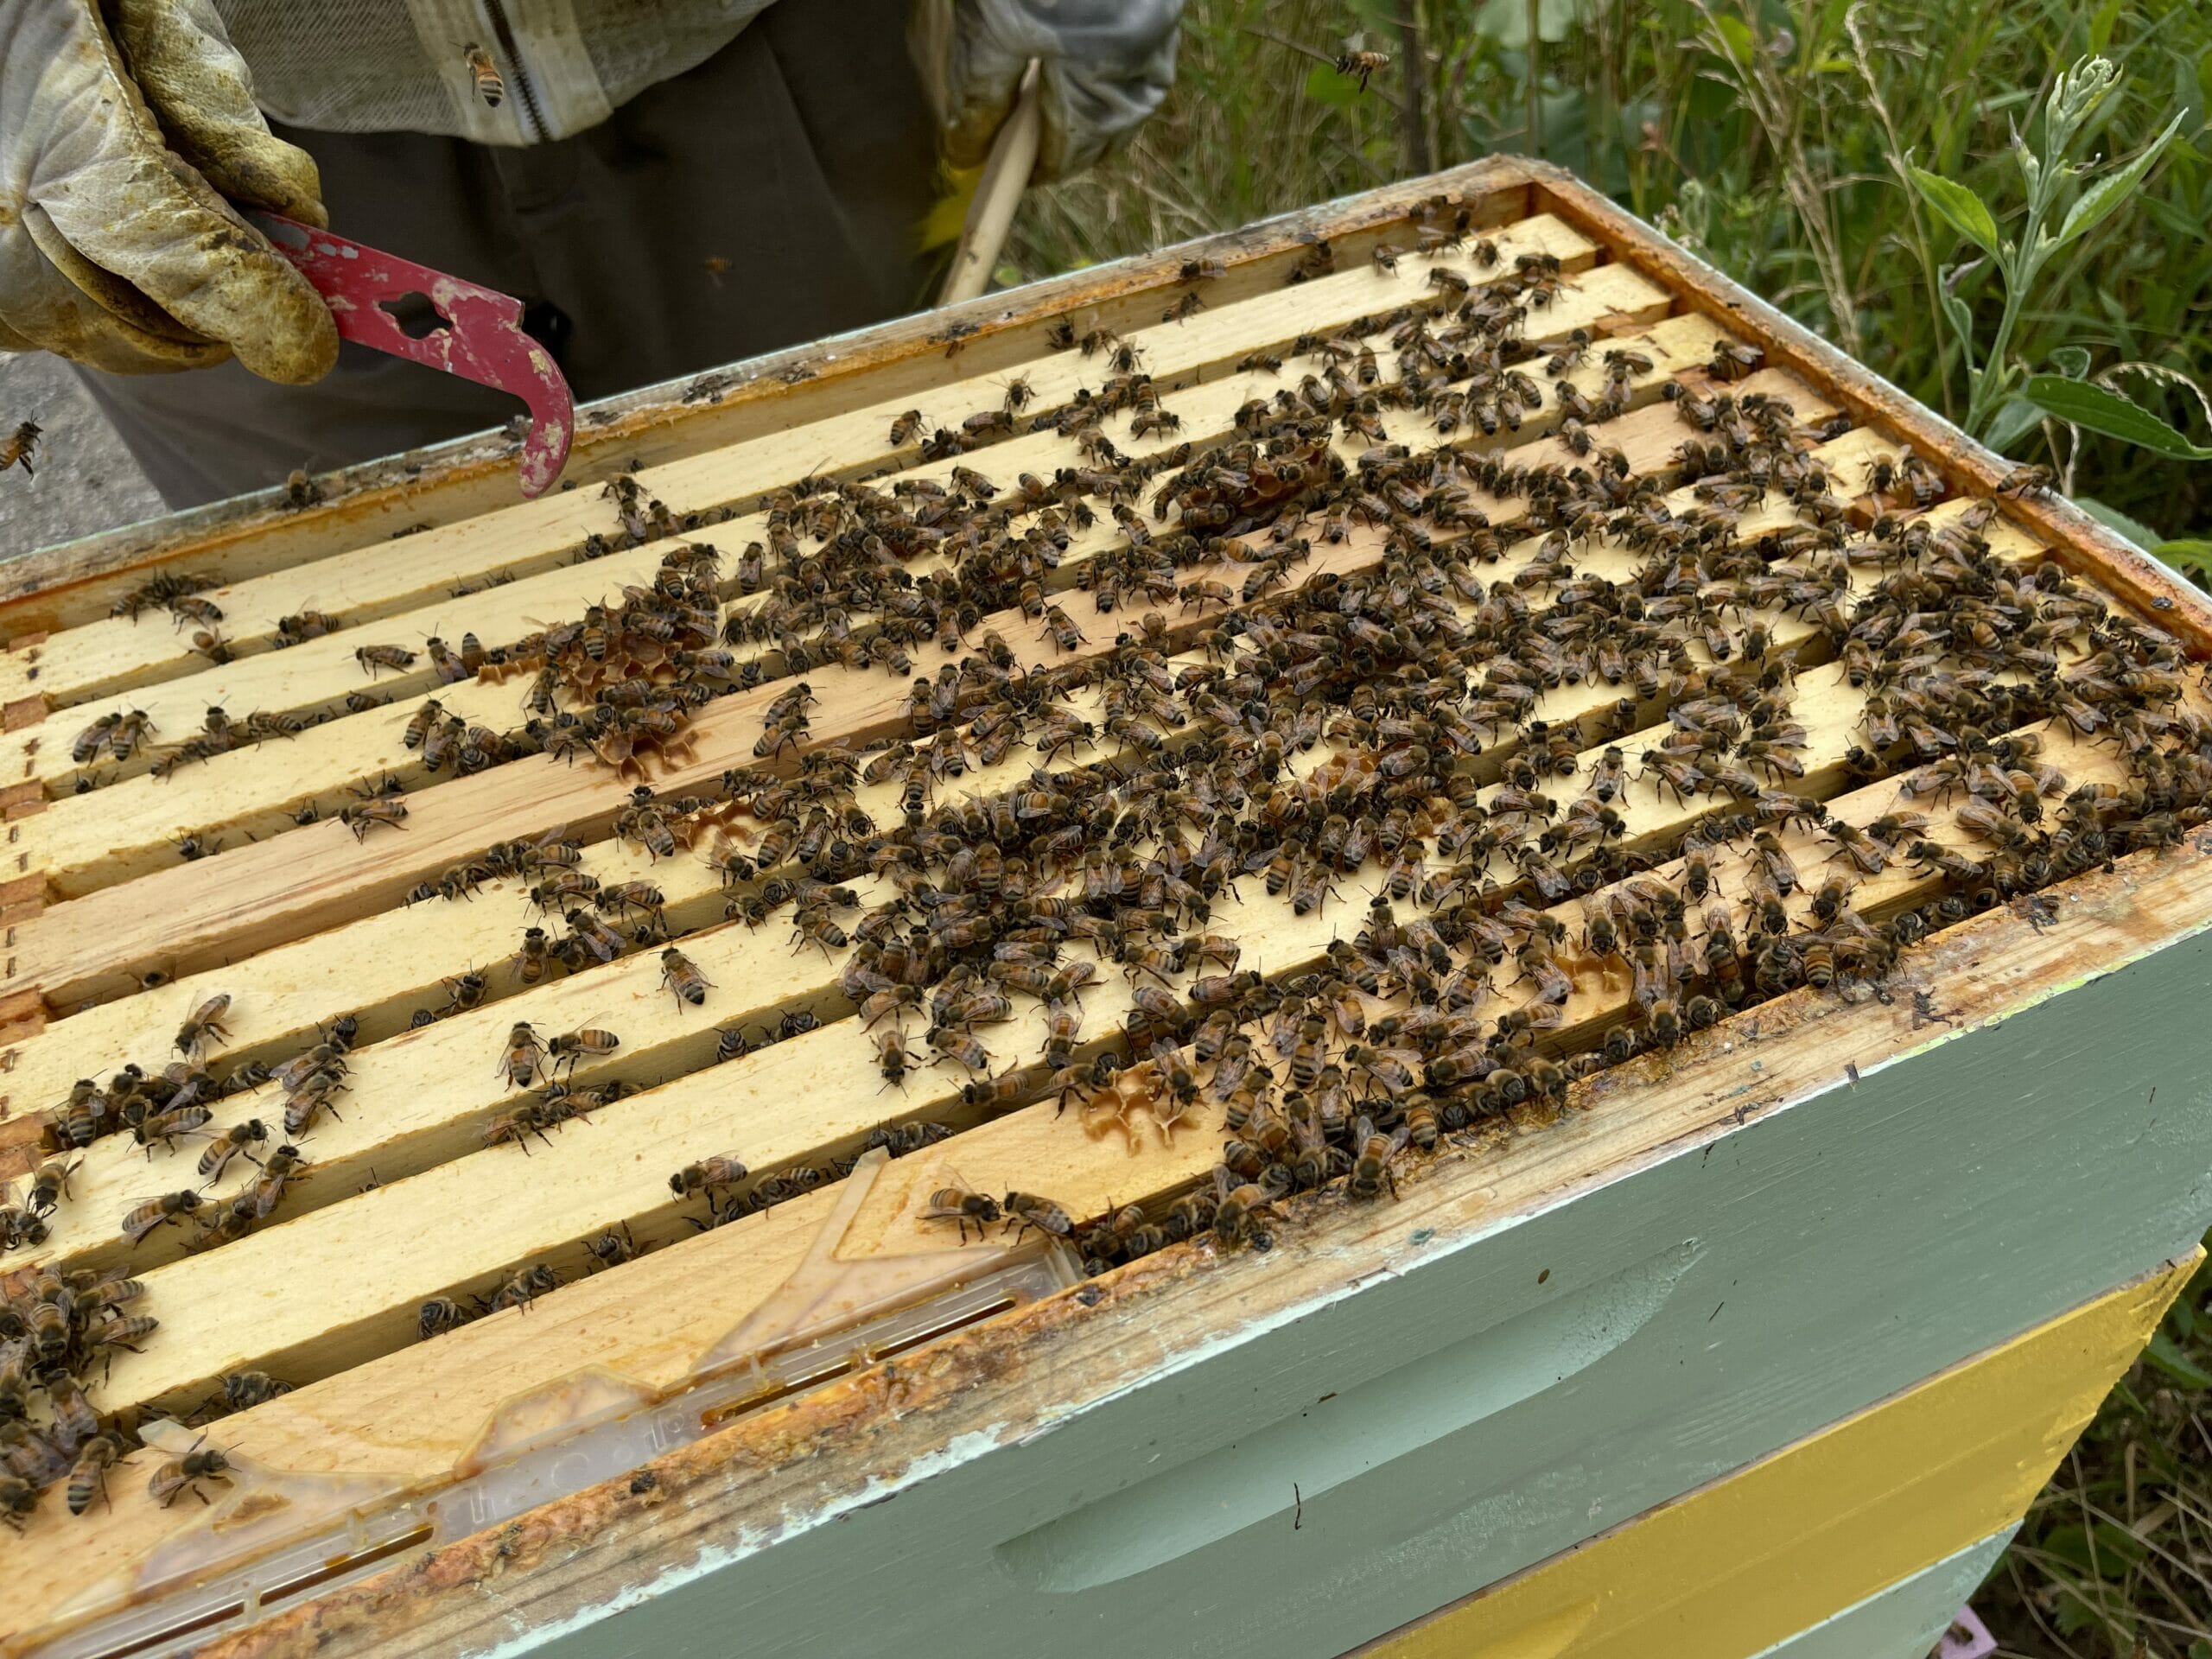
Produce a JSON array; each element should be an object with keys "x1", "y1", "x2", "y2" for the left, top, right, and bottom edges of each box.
[{"x1": 0, "y1": 157, "x2": 2205, "y2": 1658}]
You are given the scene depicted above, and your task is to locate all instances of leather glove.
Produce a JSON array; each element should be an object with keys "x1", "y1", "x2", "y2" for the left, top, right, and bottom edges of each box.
[
  {"x1": 912, "y1": 0, "x2": 1183, "y2": 181},
  {"x1": 0, "y1": 0, "x2": 338, "y2": 381}
]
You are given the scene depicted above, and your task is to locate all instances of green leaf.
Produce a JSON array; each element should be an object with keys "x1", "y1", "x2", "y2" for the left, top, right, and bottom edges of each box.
[
  {"x1": 2075, "y1": 496, "x2": 2161, "y2": 550},
  {"x1": 2154, "y1": 538, "x2": 2212, "y2": 575},
  {"x1": 1936, "y1": 285, "x2": 1978, "y2": 376},
  {"x1": 2021, "y1": 375, "x2": 2212, "y2": 459},
  {"x1": 2145, "y1": 1330, "x2": 2212, "y2": 1389},
  {"x1": 1473, "y1": 0, "x2": 1577, "y2": 48},
  {"x1": 2048, "y1": 345, "x2": 2092, "y2": 379},
  {"x1": 1707, "y1": 13, "x2": 1756, "y2": 67},
  {"x1": 2057, "y1": 113, "x2": 2183, "y2": 249},
  {"x1": 2088, "y1": 0, "x2": 2122, "y2": 56},
  {"x1": 1984, "y1": 396, "x2": 2044, "y2": 453},
  {"x1": 1910, "y1": 166, "x2": 2002, "y2": 257}
]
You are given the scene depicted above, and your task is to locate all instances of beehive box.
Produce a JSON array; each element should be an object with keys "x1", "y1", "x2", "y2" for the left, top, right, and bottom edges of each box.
[{"x1": 0, "y1": 156, "x2": 2208, "y2": 1659}]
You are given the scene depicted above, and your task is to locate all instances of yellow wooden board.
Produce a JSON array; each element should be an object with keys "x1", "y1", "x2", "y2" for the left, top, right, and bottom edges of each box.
[{"x1": 1356, "y1": 1249, "x2": 2200, "y2": 1659}]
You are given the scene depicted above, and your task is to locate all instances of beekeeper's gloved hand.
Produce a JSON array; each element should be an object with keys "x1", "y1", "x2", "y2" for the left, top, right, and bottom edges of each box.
[
  {"x1": 0, "y1": 0, "x2": 338, "y2": 381},
  {"x1": 914, "y1": 0, "x2": 1184, "y2": 181}
]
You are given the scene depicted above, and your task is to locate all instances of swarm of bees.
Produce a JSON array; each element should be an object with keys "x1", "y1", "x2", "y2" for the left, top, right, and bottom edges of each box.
[{"x1": 16, "y1": 186, "x2": 2212, "y2": 1549}]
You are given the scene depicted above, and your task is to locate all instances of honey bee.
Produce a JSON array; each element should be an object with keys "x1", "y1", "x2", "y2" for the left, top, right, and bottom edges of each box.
[
  {"x1": 889, "y1": 410, "x2": 925, "y2": 446},
  {"x1": 463, "y1": 43, "x2": 505, "y2": 106},
  {"x1": 548, "y1": 1024, "x2": 620, "y2": 1076},
  {"x1": 1211, "y1": 1167, "x2": 1272, "y2": 1248},
  {"x1": 208, "y1": 1370, "x2": 294, "y2": 1414},
  {"x1": 1708, "y1": 340, "x2": 1764, "y2": 382},
  {"x1": 355, "y1": 644, "x2": 416, "y2": 677},
  {"x1": 1002, "y1": 1190, "x2": 1073, "y2": 1240},
  {"x1": 67, "y1": 1432, "x2": 122, "y2": 1516},
  {"x1": 107, "y1": 708, "x2": 156, "y2": 760},
  {"x1": 1334, "y1": 49, "x2": 1391, "y2": 91},
  {"x1": 489, "y1": 1262, "x2": 561, "y2": 1313},
  {"x1": 72, "y1": 711, "x2": 120, "y2": 765},
  {"x1": 419, "y1": 1296, "x2": 473, "y2": 1339},
  {"x1": 513, "y1": 925, "x2": 554, "y2": 985},
  {"x1": 499, "y1": 1021, "x2": 546, "y2": 1088},
  {"x1": 0, "y1": 419, "x2": 41, "y2": 475},
  {"x1": 920, "y1": 1179, "x2": 1001, "y2": 1243},
  {"x1": 247, "y1": 1143, "x2": 308, "y2": 1217},
  {"x1": 121, "y1": 1188, "x2": 204, "y2": 1243},
  {"x1": 195, "y1": 1120, "x2": 267, "y2": 1184},
  {"x1": 338, "y1": 793, "x2": 409, "y2": 839},
  {"x1": 670, "y1": 1155, "x2": 749, "y2": 1198},
  {"x1": 928, "y1": 1025, "x2": 992, "y2": 1073},
  {"x1": 149, "y1": 1436, "x2": 233, "y2": 1506},
  {"x1": 1348, "y1": 1116, "x2": 1408, "y2": 1199},
  {"x1": 174, "y1": 993, "x2": 232, "y2": 1058}
]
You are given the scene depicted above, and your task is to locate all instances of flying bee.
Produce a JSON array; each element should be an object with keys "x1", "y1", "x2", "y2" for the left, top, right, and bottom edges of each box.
[
  {"x1": 0, "y1": 419, "x2": 41, "y2": 475},
  {"x1": 462, "y1": 43, "x2": 505, "y2": 105},
  {"x1": 920, "y1": 1179, "x2": 1001, "y2": 1243},
  {"x1": 889, "y1": 409, "x2": 925, "y2": 446},
  {"x1": 1334, "y1": 48, "x2": 1391, "y2": 91}
]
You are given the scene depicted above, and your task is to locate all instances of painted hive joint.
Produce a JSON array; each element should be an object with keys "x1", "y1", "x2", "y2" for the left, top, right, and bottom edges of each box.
[{"x1": 0, "y1": 154, "x2": 2207, "y2": 1657}]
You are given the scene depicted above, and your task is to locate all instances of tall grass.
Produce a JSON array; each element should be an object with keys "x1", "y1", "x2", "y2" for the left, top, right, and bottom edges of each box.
[
  {"x1": 1010, "y1": 0, "x2": 2212, "y2": 543},
  {"x1": 1009, "y1": 6, "x2": 2212, "y2": 1653}
]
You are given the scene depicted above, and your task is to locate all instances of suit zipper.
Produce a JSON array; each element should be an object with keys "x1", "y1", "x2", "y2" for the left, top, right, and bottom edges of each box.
[{"x1": 480, "y1": 0, "x2": 549, "y2": 142}]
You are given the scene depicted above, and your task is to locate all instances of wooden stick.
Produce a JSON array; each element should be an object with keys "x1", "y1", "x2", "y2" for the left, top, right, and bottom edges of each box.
[{"x1": 940, "y1": 63, "x2": 1044, "y2": 307}]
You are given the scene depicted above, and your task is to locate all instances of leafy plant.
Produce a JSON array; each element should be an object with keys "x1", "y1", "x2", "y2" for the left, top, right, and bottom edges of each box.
[{"x1": 1905, "y1": 54, "x2": 2212, "y2": 530}]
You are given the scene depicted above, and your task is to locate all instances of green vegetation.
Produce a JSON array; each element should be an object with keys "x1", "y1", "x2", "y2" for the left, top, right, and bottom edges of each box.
[
  {"x1": 1009, "y1": 6, "x2": 2212, "y2": 1653},
  {"x1": 1009, "y1": 0, "x2": 2212, "y2": 552}
]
